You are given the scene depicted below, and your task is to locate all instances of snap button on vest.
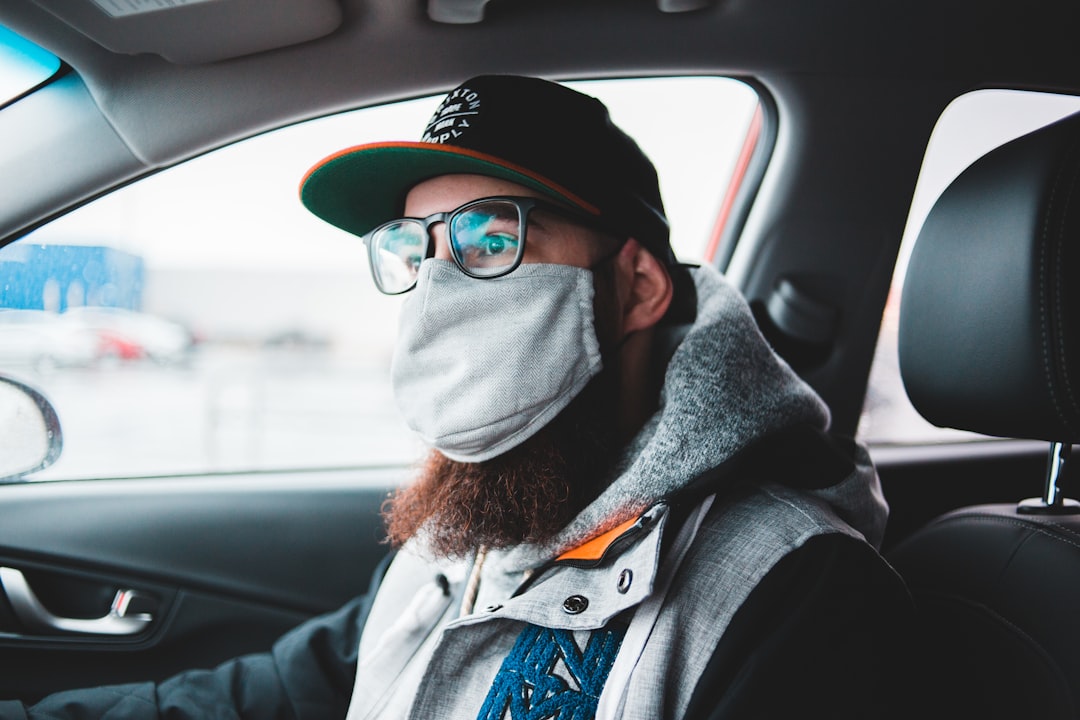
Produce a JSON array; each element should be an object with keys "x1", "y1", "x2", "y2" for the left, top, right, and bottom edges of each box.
[
  {"x1": 617, "y1": 568, "x2": 633, "y2": 593},
  {"x1": 562, "y1": 595, "x2": 589, "y2": 614}
]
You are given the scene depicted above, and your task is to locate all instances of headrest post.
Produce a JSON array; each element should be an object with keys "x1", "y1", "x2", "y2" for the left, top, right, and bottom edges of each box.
[
  {"x1": 1018, "y1": 443, "x2": 1080, "y2": 515},
  {"x1": 1044, "y1": 442, "x2": 1071, "y2": 507}
]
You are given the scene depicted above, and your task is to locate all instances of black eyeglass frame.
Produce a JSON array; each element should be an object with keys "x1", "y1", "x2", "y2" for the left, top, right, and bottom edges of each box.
[{"x1": 362, "y1": 195, "x2": 617, "y2": 295}]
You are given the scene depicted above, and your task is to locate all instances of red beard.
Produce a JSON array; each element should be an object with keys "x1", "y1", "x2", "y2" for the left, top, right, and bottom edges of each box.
[
  {"x1": 382, "y1": 367, "x2": 622, "y2": 559},
  {"x1": 383, "y1": 256, "x2": 629, "y2": 559}
]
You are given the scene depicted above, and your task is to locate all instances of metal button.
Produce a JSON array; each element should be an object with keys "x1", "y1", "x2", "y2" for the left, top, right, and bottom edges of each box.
[
  {"x1": 484, "y1": 604, "x2": 503, "y2": 613},
  {"x1": 562, "y1": 595, "x2": 589, "y2": 614},
  {"x1": 617, "y1": 569, "x2": 633, "y2": 594}
]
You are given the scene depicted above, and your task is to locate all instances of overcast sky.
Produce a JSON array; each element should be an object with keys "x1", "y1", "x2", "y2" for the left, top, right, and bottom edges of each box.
[{"x1": 24, "y1": 77, "x2": 759, "y2": 272}]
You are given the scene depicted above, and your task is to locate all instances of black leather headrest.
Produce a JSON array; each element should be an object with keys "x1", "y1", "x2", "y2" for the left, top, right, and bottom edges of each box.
[{"x1": 899, "y1": 111, "x2": 1080, "y2": 442}]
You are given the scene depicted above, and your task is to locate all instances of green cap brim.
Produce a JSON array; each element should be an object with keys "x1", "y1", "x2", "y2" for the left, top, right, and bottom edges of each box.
[{"x1": 299, "y1": 142, "x2": 601, "y2": 238}]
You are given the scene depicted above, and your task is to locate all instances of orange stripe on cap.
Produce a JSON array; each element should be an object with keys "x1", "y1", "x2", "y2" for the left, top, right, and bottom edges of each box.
[
  {"x1": 299, "y1": 141, "x2": 602, "y2": 216},
  {"x1": 557, "y1": 515, "x2": 641, "y2": 563}
]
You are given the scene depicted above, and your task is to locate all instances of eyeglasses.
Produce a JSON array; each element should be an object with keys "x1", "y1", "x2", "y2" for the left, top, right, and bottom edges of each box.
[{"x1": 362, "y1": 195, "x2": 611, "y2": 295}]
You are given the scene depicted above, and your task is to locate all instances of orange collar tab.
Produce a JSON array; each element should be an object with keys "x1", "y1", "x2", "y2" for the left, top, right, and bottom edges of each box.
[{"x1": 556, "y1": 515, "x2": 641, "y2": 564}]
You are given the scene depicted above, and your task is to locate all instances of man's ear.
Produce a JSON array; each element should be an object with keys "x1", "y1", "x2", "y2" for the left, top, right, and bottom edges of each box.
[{"x1": 618, "y1": 239, "x2": 674, "y2": 336}]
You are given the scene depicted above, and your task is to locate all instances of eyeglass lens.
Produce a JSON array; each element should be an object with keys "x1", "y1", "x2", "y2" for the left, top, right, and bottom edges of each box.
[
  {"x1": 369, "y1": 199, "x2": 528, "y2": 293},
  {"x1": 448, "y1": 200, "x2": 523, "y2": 277},
  {"x1": 370, "y1": 220, "x2": 428, "y2": 294}
]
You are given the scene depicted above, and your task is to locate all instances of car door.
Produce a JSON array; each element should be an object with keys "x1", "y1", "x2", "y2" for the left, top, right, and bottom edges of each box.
[{"x1": 0, "y1": 463, "x2": 395, "y2": 702}]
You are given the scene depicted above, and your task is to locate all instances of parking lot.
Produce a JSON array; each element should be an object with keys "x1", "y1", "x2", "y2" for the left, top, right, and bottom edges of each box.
[{"x1": 6, "y1": 344, "x2": 420, "y2": 482}]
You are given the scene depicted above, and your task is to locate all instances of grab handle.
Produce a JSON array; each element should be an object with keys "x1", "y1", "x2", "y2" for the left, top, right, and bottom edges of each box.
[{"x1": 0, "y1": 566, "x2": 153, "y2": 636}]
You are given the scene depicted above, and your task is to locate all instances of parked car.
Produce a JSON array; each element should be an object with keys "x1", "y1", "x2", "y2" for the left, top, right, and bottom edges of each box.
[
  {"x1": 0, "y1": 309, "x2": 99, "y2": 371},
  {"x1": 59, "y1": 306, "x2": 194, "y2": 365},
  {"x1": 0, "y1": 0, "x2": 1078, "y2": 715}
]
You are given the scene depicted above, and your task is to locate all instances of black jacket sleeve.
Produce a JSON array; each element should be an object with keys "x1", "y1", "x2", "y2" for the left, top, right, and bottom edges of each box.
[
  {"x1": 682, "y1": 533, "x2": 916, "y2": 720},
  {"x1": 0, "y1": 554, "x2": 392, "y2": 720}
]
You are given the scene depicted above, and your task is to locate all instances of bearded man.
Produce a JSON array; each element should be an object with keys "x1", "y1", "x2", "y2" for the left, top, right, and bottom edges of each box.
[{"x1": 2, "y1": 75, "x2": 911, "y2": 720}]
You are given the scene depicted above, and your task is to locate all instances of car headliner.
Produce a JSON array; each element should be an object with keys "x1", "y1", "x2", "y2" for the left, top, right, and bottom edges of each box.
[{"x1": 1, "y1": 0, "x2": 1078, "y2": 435}]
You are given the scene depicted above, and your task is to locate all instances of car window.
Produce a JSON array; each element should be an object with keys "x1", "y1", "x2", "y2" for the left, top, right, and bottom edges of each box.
[
  {"x1": 0, "y1": 24, "x2": 61, "y2": 107},
  {"x1": 0, "y1": 76, "x2": 760, "y2": 481},
  {"x1": 859, "y1": 89, "x2": 1080, "y2": 445}
]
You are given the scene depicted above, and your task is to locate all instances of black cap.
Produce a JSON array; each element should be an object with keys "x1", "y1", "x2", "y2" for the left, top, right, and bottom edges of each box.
[{"x1": 300, "y1": 75, "x2": 675, "y2": 266}]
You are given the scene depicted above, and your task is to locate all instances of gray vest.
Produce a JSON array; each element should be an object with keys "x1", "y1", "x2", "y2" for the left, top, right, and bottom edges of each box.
[{"x1": 346, "y1": 480, "x2": 867, "y2": 720}]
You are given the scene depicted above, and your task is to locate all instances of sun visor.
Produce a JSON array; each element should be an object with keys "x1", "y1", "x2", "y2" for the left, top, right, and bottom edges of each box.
[{"x1": 30, "y1": 0, "x2": 342, "y2": 64}]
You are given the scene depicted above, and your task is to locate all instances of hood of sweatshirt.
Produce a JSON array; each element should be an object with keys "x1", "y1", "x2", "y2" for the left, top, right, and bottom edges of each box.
[{"x1": 488, "y1": 265, "x2": 887, "y2": 574}]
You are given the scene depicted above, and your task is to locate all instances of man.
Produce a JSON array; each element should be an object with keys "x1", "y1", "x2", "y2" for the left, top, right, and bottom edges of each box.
[{"x1": 1, "y1": 75, "x2": 910, "y2": 719}]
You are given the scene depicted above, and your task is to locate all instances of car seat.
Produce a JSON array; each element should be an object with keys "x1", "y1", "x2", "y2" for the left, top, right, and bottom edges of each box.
[{"x1": 886, "y1": 110, "x2": 1080, "y2": 719}]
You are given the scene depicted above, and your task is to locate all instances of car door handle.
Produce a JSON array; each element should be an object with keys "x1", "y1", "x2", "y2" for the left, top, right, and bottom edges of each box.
[{"x1": 0, "y1": 566, "x2": 153, "y2": 636}]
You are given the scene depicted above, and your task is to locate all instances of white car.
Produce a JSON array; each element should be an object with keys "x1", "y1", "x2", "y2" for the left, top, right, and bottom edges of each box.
[
  {"x1": 0, "y1": 309, "x2": 98, "y2": 370},
  {"x1": 59, "y1": 306, "x2": 194, "y2": 365}
]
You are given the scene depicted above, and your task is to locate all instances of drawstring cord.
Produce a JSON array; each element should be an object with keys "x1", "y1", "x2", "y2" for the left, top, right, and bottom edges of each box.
[{"x1": 460, "y1": 545, "x2": 487, "y2": 616}]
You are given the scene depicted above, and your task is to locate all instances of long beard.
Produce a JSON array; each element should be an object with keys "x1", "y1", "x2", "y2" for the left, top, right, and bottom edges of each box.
[
  {"x1": 381, "y1": 364, "x2": 623, "y2": 559},
  {"x1": 383, "y1": 255, "x2": 628, "y2": 559}
]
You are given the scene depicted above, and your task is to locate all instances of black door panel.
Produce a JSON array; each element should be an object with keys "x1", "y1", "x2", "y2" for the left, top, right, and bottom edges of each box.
[
  {"x1": 0, "y1": 468, "x2": 401, "y2": 702},
  {"x1": 3, "y1": 585, "x2": 309, "y2": 703}
]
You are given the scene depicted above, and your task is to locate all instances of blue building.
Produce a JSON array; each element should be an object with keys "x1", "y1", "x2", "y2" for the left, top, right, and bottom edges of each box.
[{"x1": 0, "y1": 244, "x2": 144, "y2": 311}]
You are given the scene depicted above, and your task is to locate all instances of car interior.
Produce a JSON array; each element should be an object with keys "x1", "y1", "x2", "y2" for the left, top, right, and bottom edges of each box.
[{"x1": 1, "y1": 0, "x2": 1079, "y2": 713}]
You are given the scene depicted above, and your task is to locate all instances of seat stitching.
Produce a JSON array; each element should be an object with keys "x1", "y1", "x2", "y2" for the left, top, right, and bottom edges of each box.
[
  {"x1": 928, "y1": 512, "x2": 1080, "y2": 551},
  {"x1": 995, "y1": 527, "x2": 1039, "y2": 592},
  {"x1": 1054, "y1": 150, "x2": 1080, "y2": 421},
  {"x1": 1039, "y1": 142, "x2": 1070, "y2": 431},
  {"x1": 1038, "y1": 133, "x2": 1080, "y2": 435}
]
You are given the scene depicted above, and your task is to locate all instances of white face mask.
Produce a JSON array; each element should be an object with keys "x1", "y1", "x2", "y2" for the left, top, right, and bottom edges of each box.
[{"x1": 391, "y1": 259, "x2": 604, "y2": 463}]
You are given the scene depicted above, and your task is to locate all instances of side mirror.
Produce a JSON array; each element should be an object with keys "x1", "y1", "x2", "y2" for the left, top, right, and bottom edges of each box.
[{"x1": 0, "y1": 374, "x2": 63, "y2": 482}]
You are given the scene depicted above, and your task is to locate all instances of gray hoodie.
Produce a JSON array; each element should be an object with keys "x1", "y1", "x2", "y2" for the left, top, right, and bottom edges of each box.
[{"x1": 345, "y1": 266, "x2": 888, "y2": 720}]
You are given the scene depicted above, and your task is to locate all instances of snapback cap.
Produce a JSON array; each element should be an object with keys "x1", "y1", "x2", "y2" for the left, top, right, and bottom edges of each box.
[{"x1": 300, "y1": 74, "x2": 675, "y2": 266}]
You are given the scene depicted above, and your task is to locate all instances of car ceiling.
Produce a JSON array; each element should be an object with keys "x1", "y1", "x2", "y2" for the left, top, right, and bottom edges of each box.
[
  {"x1": 2, "y1": 0, "x2": 1079, "y2": 435},
  {"x1": 9, "y1": 0, "x2": 1079, "y2": 170}
]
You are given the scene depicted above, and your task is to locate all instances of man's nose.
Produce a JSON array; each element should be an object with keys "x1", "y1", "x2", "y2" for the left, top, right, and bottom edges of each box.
[{"x1": 430, "y1": 224, "x2": 453, "y2": 261}]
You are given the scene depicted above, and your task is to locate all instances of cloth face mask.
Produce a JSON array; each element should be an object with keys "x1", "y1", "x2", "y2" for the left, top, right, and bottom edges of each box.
[{"x1": 391, "y1": 259, "x2": 603, "y2": 463}]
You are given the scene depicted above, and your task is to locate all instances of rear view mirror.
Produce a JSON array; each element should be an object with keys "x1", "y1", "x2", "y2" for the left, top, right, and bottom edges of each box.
[{"x1": 0, "y1": 374, "x2": 63, "y2": 482}]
